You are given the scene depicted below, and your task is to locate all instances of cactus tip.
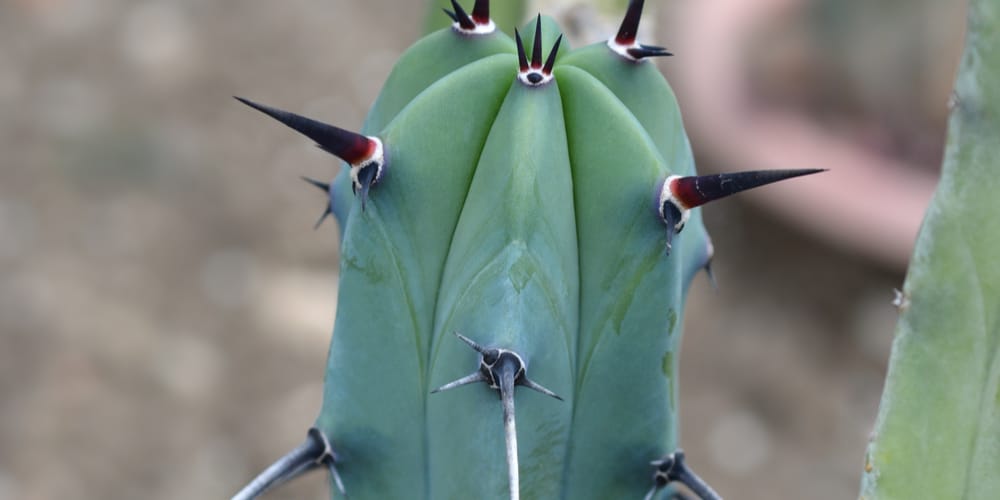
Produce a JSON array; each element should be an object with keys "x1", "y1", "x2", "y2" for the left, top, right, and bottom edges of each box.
[
  {"x1": 609, "y1": 0, "x2": 673, "y2": 61},
  {"x1": 516, "y1": 15, "x2": 560, "y2": 86},
  {"x1": 448, "y1": 0, "x2": 475, "y2": 30},
  {"x1": 448, "y1": 0, "x2": 495, "y2": 34}
]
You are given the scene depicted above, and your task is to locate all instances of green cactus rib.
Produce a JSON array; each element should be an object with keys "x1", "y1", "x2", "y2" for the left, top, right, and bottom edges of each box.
[
  {"x1": 860, "y1": 1, "x2": 1000, "y2": 498},
  {"x1": 427, "y1": 76, "x2": 576, "y2": 499},
  {"x1": 315, "y1": 54, "x2": 514, "y2": 499},
  {"x1": 236, "y1": 2, "x2": 822, "y2": 499}
]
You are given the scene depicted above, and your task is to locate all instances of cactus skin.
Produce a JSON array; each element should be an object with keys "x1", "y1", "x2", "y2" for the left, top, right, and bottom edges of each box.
[
  {"x1": 234, "y1": 2, "x2": 822, "y2": 499},
  {"x1": 860, "y1": 1, "x2": 1000, "y2": 498}
]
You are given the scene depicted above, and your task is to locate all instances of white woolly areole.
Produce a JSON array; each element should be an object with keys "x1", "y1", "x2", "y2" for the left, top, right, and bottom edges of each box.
[
  {"x1": 517, "y1": 69, "x2": 554, "y2": 87},
  {"x1": 607, "y1": 37, "x2": 645, "y2": 62},
  {"x1": 658, "y1": 175, "x2": 691, "y2": 230},
  {"x1": 349, "y1": 136, "x2": 384, "y2": 190},
  {"x1": 452, "y1": 19, "x2": 496, "y2": 36}
]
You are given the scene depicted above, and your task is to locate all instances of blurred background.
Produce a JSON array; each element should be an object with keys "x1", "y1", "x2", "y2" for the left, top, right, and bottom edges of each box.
[{"x1": 0, "y1": 0, "x2": 965, "y2": 498}]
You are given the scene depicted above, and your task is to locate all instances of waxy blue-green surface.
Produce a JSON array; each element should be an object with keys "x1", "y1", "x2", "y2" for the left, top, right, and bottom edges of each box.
[{"x1": 317, "y1": 17, "x2": 709, "y2": 499}]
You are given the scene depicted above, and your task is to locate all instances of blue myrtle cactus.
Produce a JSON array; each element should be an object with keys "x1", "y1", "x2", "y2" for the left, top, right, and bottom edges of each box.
[{"x1": 232, "y1": 1, "x2": 820, "y2": 499}]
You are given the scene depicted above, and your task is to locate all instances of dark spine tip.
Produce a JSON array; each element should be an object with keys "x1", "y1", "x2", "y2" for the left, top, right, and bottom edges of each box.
[
  {"x1": 235, "y1": 96, "x2": 373, "y2": 165},
  {"x1": 542, "y1": 35, "x2": 562, "y2": 75},
  {"x1": 300, "y1": 176, "x2": 330, "y2": 193},
  {"x1": 531, "y1": 14, "x2": 543, "y2": 68},
  {"x1": 672, "y1": 168, "x2": 826, "y2": 209},
  {"x1": 703, "y1": 260, "x2": 718, "y2": 290},
  {"x1": 615, "y1": 0, "x2": 645, "y2": 45},
  {"x1": 472, "y1": 0, "x2": 490, "y2": 24},
  {"x1": 442, "y1": 8, "x2": 458, "y2": 22},
  {"x1": 450, "y1": 0, "x2": 475, "y2": 30},
  {"x1": 514, "y1": 29, "x2": 529, "y2": 72},
  {"x1": 312, "y1": 207, "x2": 332, "y2": 230},
  {"x1": 627, "y1": 45, "x2": 673, "y2": 60}
]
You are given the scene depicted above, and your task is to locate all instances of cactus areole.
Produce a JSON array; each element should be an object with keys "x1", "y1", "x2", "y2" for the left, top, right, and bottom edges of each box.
[{"x1": 233, "y1": 2, "x2": 822, "y2": 499}]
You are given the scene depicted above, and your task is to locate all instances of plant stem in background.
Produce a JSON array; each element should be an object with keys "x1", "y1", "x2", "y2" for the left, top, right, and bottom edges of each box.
[{"x1": 860, "y1": 0, "x2": 1000, "y2": 497}]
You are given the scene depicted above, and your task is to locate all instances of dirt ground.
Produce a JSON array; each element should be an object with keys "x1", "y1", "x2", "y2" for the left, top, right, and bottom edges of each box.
[{"x1": 0, "y1": 1, "x2": 962, "y2": 499}]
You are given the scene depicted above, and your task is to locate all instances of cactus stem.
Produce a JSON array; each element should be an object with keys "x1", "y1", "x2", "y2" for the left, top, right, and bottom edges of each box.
[
  {"x1": 300, "y1": 176, "x2": 333, "y2": 229},
  {"x1": 231, "y1": 427, "x2": 344, "y2": 500},
  {"x1": 608, "y1": 0, "x2": 673, "y2": 61},
  {"x1": 431, "y1": 332, "x2": 563, "y2": 500},
  {"x1": 235, "y1": 97, "x2": 385, "y2": 210},
  {"x1": 516, "y1": 16, "x2": 560, "y2": 87},
  {"x1": 657, "y1": 169, "x2": 824, "y2": 250},
  {"x1": 646, "y1": 450, "x2": 722, "y2": 500},
  {"x1": 446, "y1": 0, "x2": 495, "y2": 35}
]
